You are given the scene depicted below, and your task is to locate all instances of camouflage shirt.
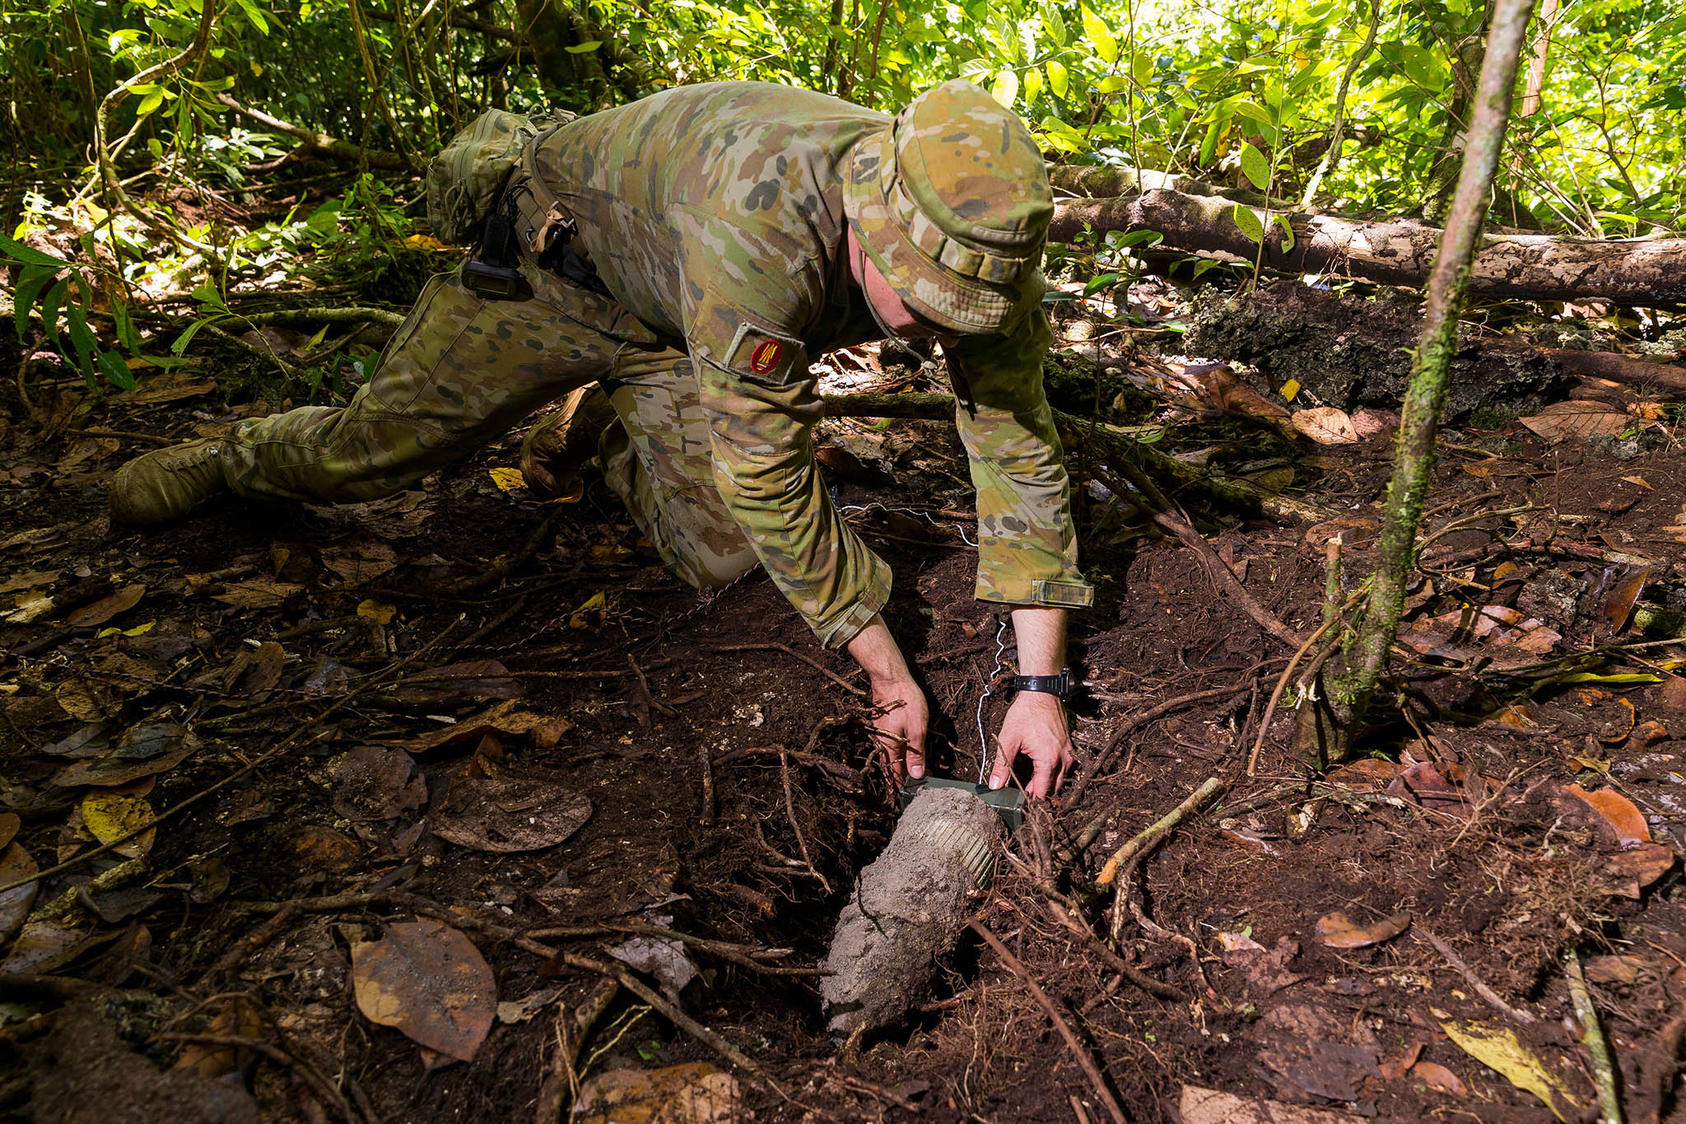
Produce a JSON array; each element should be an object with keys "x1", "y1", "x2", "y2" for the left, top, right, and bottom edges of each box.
[{"x1": 534, "y1": 82, "x2": 1092, "y2": 647}]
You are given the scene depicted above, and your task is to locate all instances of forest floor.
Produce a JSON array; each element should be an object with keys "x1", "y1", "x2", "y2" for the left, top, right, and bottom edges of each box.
[{"x1": 2, "y1": 278, "x2": 1685, "y2": 1124}]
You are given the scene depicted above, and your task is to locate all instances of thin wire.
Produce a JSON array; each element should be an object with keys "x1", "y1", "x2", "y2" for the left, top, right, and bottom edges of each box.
[
  {"x1": 975, "y1": 616, "x2": 1010, "y2": 784},
  {"x1": 838, "y1": 502, "x2": 978, "y2": 547}
]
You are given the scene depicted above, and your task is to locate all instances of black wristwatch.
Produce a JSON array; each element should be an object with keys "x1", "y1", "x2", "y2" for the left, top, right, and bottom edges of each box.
[{"x1": 1011, "y1": 669, "x2": 1074, "y2": 702}]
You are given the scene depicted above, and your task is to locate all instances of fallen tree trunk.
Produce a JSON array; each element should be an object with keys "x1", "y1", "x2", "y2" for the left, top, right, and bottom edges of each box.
[
  {"x1": 821, "y1": 391, "x2": 1333, "y2": 526},
  {"x1": 1048, "y1": 187, "x2": 1686, "y2": 305},
  {"x1": 215, "y1": 93, "x2": 409, "y2": 170}
]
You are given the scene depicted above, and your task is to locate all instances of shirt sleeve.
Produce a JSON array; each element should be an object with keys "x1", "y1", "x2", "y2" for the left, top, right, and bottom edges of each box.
[
  {"x1": 679, "y1": 212, "x2": 892, "y2": 649},
  {"x1": 945, "y1": 304, "x2": 1094, "y2": 609}
]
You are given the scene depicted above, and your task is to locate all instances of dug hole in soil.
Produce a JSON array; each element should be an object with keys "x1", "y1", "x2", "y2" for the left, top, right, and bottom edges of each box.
[{"x1": 2, "y1": 287, "x2": 1686, "y2": 1123}]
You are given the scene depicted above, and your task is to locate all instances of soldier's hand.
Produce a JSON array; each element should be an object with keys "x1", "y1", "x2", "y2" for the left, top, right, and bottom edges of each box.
[
  {"x1": 989, "y1": 691, "x2": 1073, "y2": 800},
  {"x1": 845, "y1": 614, "x2": 929, "y2": 781},
  {"x1": 868, "y1": 679, "x2": 930, "y2": 781}
]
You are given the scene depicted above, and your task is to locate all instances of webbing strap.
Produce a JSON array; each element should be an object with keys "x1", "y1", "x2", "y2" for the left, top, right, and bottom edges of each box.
[{"x1": 514, "y1": 123, "x2": 576, "y2": 255}]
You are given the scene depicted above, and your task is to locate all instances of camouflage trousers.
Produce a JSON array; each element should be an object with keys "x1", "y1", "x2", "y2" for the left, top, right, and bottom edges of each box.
[{"x1": 222, "y1": 267, "x2": 760, "y2": 590}]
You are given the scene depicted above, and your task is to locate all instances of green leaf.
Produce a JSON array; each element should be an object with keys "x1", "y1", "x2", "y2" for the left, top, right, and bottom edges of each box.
[
  {"x1": 1046, "y1": 59, "x2": 1069, "y2": 99},
  {"x1": 1096, "y1": 75, "x2": 1130, "y2": 94},
  {"x1": 98, "y1": 350, "x2": 137, "y2": 391},
  {"x1": 112, "y1": 302, "x2": 142, "y2": 354},
  {"x1": 1039, "y1": 0, "x2": 1067, "y2": 47},
  {"x1": 1131, "y1": 49, "x2": 1153, "y2": 88},
  {"x1": 1112, "y1": 229, "x2": 1163, "y2": 248},
  {"x1": 1231, "y1": 202, "x2": 1265, "y2": 245},
  {"x1": 12, "y1": 265, "x2": 58, "y2": 341},
  {"x1": 39, "y1": 277, "x2": 70, "y2": 346},
  {"x1": 1083, "y1": 271, "x2": 1122, "y2": 295},
  {"x1": 1080, "y1": 5, "x2": 1119, "y2": 65},
  {"x1": 64, "y1": 301, "x2": 97, "y2": 380},
  {"x1": 991, "y1": 69, "x2": 1019, "y2": 107},
  {"x1": 136, "y1": 87, "x2": 165, "y2": 117},
  {"x1": 1239, "y1": 142, "x2": 1271, "y2": 190},
  {"x1": 1229, "y1": 99, "x2": 1273, "y2": 126},
  {"x1": 564, "y1": 39, "x2": 603, "y2": 52},
  {"x1": 1199, "y1": 115, "x2": 1227, "y2": 166},
  {"x1": 172, "y1": 314, "x2": 225, "y2": 356},
  {"x1": 1273, "y1": 214, "x2": 1295, "y2": 252},
  {"x1": 0, "y1": 233, "x2": 68, "y2": 268}
]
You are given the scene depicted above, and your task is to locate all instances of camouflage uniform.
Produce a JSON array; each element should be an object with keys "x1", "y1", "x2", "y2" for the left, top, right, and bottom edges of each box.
[{"x1": 216, "y1": 80, "x2": 1092, "y2": 647}]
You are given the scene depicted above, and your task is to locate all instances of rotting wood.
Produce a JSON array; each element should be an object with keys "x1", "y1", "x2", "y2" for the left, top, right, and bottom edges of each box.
[
  {"x1": 1048, "y1": 187, "x2": 1686, "y2": 304},
  {"x1": 821, "y1": 392, "x2": 1334, "y2": 526}
]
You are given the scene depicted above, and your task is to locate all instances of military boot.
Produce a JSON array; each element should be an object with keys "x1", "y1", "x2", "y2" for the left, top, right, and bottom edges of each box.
[
  {"x1": 109, "y1": 437, "x2": 233, "y2": 526},
  {"x1": 519, "y1": 385, "x2": 616, "y2": 500}
]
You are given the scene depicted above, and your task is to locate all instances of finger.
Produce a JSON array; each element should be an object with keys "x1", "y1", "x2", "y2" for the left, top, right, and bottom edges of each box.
[
  {"x1": 873, "y1": 725, "x2": 907, "y2": 780},
  {"x1": 1026, "y1": 749, "x2": 1056, "y2": 800},
  {"x1": 905, "y1": 736, "x2": 925, "y2": 779},
  {"x1": 988, "y1": 736, "x2": 1018, "y2": 791}
]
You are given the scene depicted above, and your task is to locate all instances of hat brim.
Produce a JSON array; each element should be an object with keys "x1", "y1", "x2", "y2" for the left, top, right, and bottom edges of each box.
[{"x1": 842, "y1": 129, "x2": 1034, "y2": 337}]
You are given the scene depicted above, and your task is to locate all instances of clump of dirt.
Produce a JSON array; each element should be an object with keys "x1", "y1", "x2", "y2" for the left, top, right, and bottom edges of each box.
[{"x1": 1184, "y1": 279, "x2": 1564, "y2": 419}]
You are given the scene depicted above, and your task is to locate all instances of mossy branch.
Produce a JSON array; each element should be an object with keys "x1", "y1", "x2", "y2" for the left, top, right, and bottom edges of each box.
[{"x1": 1324, "y1": 0, "x2": 1540, "y2": 755}]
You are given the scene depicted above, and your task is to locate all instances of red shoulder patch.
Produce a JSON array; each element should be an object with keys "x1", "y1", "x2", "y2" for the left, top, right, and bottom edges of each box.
[{"x1": 750, "y1": 339, "x2": 782, "y2": 374}]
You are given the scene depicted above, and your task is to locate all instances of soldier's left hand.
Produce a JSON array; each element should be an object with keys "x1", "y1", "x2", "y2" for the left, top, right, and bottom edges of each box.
[{"x1": 988, "y1": 691, "x2": 1073, "y2": 800}]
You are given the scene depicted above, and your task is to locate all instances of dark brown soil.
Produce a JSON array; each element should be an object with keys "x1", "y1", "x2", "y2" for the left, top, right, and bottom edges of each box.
[{"x1": 3, "y1": 301, "x2": 1686, "y2": 1124}]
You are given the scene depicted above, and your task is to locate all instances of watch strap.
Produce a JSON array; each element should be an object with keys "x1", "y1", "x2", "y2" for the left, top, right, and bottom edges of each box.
[{"x1": 1011, "y1": 669, "x2": 1073, "y2": 701}]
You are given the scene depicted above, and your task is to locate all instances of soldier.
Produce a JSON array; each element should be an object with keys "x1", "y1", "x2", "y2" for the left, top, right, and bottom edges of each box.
[{"x1": 109, "y1": 79, "x2": 1093, "y2": 798}]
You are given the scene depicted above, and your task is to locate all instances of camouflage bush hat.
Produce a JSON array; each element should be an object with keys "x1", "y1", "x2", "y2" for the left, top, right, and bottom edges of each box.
[{"x1": 843, "y1": 79, "x2": 1052, "y2": 336}]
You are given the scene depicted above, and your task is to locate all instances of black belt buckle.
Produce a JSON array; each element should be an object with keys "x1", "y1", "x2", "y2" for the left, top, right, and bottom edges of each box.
[{"x1": 463, "y1": 259, "x2": 531, "y2": 301}]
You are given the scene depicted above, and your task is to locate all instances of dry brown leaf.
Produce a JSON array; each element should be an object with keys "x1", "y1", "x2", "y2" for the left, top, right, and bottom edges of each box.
[
  {"x1": 1409, "y1": 1060, "x2": 1468, "y2": 1096},
  {"x1": 0, "y1": 813, "x2": 18, "y2": 851},
  {"x1": 1323, "y1": 759, "x2": 1404, "y2": 792},
  {"x1": 224, "y1": 641, "x2": 286, "y2": 694},
  {"x1": 1519, "y1": 401, "x2": 1635, "y2": 441},
  {"x1": 120, "y1": 377, "x2": 217, "y2": 404},
  {"x1": 575, "y1": 1063, "x2": 741, "y2": 1124},
  {"x1": 351, "y1": 919, "x2": 495, "y2": 1063},
  {"x1": 1630, "y1": 719, "x2": 1670, "y2": 746},
  {"x1": 1599, "y1": 567, "x2": 1652, "y2": 631},
  {"x1": 1180, "y1": 1085, "x2": 1365, "y2": 1124},
  {"x1": 288, "y1": 825, "x2": 362, "y2": 871},
  {"x1": 405, "y1": 700, "x2": 572, "y2": 754},
  {"x1": 333, "y1": 746, "x2": 429, "y2": 822},
  {"x1": 1291, "y1": 406, "x2": 1360, "y2": 445},
  {"x1": 1562, "y1": 784, "x2": 1651, "y2": 846},
  {"x1": 66, "y1": 585, "x2": 145, "y2": 628},
  {"x1": 1581, "y1": 955, "x2": 1644, "y2": 985},
  {"x1": 0, "y1": 843, "x2": 40, "y2": 944},
  {"x1": 1603, "y1": 843, "x2": 1675, "y2": 898},
  {"x1": 321, "y1": 538, "x2": 399, "y2": 585},
  {"x1": 211, "y1": 579, "x2": 304, "y2": 609},
  {"x1": 1314, "y1": 910, "x2": 1411, "y2": 949},
  {"x1": 174, "y1": 997, "x2": 264, "y2": 1078},
  {"x1": 1663, "y1": 674, "x2": 1686, "y2": 711},
  {"x1": 54, "y1": 679, "x2": 113, "y2": 722},
  {"x1": 0, "y1": 918, "x2": 92, "y2": 975},
  {"x1": 0, "y1": 569, "x2": 60, "y2": 595},
  {"x1": 430, "y1": 771, "x2": 591, "y2": 853},
  {"x1": 50, "y1": 743, "x2": 194, "y2": 788}
]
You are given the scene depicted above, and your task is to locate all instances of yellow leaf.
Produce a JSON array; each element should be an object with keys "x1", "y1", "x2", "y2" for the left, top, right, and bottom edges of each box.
[
  {"x1": 1439, "y1": 1020, "x2": 1579, "y2": 1120},
  {"x1": 81, "y1": 790, "x2": 155, "y2": 857},
  {"x1": 488, "y1": 466, "x2": 527, "y2": 494},
  {"x1": 96, "y1": 620, "x2": 156, "y2": 639},
  {"x1": 1280, "y1": 378, "x2": 1300, "y2": 402},
  {"x1": 357, "y1": 599, "x2": 397, "y2": 625},
  {"x1": 404, "y1": 233, "x2": 448, "y2": 251},
  {"x1": 569, "y1": 591, "x2": 608, "y2": 630},
  {"x1": 1621, "y1": 475, "x2": 1651, "y2": 489}
]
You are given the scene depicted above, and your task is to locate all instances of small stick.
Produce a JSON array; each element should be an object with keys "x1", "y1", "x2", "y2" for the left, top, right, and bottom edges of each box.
[
  {"x1": 1246, "y1": 587, "x2": 1366, "y2": 776},
  {"x1": 711, "y1": 643, "x2": 866, "y2": 696},
  {"x1": 780, "y1": 751, "x2": 831, "y2": 894},
  {"x1": 968, "y1": 920, "x2": 1129, "y2": 1124},
  {"x1": 1566, "y1": 948, "x2": 1624, "y2": 1124},
  {"x1": 65, "y1": 426, "x2": 177, "y2": 445},
  {"x1": 558, "y1": 952, "x2": 768, "y2": 1082},
  {"x1": 1415, "y1": 927, "x2": 1535, "y2": 1025},
  {"x1": 1094, "y1": 777, "x2": 1224, "y2": 888},
  {"x1": 535, "y1": 976, "x2": 618, "y2": 1124},
  {"x1": 698, "y1": 746, "x2": 716, "y2": 826}
]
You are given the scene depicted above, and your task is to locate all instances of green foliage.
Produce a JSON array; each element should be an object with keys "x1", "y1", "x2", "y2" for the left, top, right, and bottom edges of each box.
[
  {"x1": 5, "y1": 0, "x2": 1685, "y2": 391},
  {"x1": 3, "y1": 233, "x2": 138, "y2": 390}
]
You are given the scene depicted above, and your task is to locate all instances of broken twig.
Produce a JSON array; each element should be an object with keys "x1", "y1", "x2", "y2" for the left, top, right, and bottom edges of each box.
[{"x1": 1566, "y1": 948, "x2": 1623, "y2": 1124}]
